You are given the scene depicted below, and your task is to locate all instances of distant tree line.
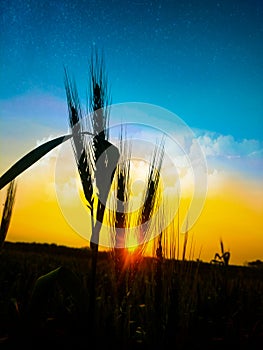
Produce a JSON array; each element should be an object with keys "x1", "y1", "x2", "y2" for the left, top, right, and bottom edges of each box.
[{"x1": 245, "y1": 259, "x2": 263, "y2": 268}]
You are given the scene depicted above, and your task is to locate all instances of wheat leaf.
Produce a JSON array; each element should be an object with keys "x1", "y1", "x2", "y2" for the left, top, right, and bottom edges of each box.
[
  {"x1": 0, "y1": 132, "x2": 94, "y2": 190},
  {"x1": 29, "y1": 266, "x2": 86, "y2": 318}
]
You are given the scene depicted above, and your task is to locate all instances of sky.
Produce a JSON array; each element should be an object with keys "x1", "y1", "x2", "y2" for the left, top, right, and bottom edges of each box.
[{"x1": 0, "y1": 0, "x2": 262, "y2": 265}]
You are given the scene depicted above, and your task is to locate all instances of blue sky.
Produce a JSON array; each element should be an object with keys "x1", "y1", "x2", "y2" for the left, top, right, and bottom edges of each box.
[{"x1": 0, "y1": 0, "x2": 262, "y2": 141}]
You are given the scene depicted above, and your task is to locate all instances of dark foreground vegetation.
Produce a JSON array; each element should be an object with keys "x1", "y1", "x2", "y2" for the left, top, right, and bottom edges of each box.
[{"x1": 0, "y1": 242, "x2": 262, "y2": 350}]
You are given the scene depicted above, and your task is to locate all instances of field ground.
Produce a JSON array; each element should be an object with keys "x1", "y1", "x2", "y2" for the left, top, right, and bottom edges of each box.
[{"x1": 0, "y1": 241, "x2": 263, "y2": 349}]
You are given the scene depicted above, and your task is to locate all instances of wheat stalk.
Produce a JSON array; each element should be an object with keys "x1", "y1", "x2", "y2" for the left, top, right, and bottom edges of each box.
[
  {"x1": 0, "y1": 180, "x2": 17, "y2": 249},
  {"x1": 137, "y1": 138, "x2": 165, "y2": 254},
  {"x1": 64, "y1": 50, "x2": 119, "y2": 330}
]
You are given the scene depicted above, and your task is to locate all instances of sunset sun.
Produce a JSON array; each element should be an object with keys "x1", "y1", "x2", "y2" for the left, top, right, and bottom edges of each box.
[{"x1": 126, "y1": 233, "x2": 140, "y2": 254}]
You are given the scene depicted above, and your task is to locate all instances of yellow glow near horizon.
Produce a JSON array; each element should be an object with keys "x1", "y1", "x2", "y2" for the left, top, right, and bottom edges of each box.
[{"x1": 0, "y1": 144, "x2": 262, "y2": 266}]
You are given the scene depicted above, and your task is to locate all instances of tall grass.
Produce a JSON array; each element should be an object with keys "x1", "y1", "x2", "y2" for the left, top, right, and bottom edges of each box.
[
  {"x1": 2, "y1": 242, "x2": 263, "y2": 349},
  {"x1": 0, "y1": 180, "x2": 17, "y2": 250}
]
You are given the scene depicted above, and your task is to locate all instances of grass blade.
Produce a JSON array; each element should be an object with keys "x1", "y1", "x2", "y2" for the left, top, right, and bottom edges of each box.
[
  {"x1": 0, "y1": 180, "x2": 17, "y2": 249},
  {"x1": 0, "y1": 135, "x2": 73, "y2": 190}
]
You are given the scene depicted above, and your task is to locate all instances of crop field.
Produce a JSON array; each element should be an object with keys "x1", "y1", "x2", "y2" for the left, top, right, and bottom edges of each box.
[{"x1": 0, "y1": 242, "x2": 262, "y2": 349}]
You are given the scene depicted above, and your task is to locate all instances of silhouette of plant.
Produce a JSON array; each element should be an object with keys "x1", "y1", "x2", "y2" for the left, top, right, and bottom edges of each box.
[
  {"x1": 64, "y1": 50, "x2": 120, "y2": 327},
  {"x1": 210, "y1": 238, "x2": 230, "y2": 266},
  {"x1": 0, "y1": 180, "x2": 17, "y2": 250}
]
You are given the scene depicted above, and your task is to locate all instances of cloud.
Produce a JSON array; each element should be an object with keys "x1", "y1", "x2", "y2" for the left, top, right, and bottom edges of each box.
[
  {"x1": 187, "y1": 130, "x2": 263, "y2": 183},
  {"x1": 195, "y1": 131, "x2": 263, "y2": 159}
]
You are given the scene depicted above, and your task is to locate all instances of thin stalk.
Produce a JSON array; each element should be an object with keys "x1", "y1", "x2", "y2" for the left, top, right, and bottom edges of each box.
[
  {"x1": 137, "y1": 139, "x2": 165, "y2": 253},
  {"x1": 0, "y1": 180, "x2": 17, "y2": 250}
]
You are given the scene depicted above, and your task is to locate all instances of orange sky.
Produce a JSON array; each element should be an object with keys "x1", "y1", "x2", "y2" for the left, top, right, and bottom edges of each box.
[{"x1": 1, "y1": 141, "x2": 262, "y2": 266}]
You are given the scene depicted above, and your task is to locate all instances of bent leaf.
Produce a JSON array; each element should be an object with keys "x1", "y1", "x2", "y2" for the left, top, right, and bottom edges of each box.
[
  {"x1": 0, "y1": 132, "x2": 93, "y2": 190},
  {"x1": 0, "y1": 135, "x2": 71, "y2": 190},
  {"x1": 29, "y1": 266, "x2": 87, "y2": 319}
]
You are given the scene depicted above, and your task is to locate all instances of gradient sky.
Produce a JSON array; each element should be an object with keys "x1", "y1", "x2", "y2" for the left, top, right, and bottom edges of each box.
[{"x1": 0, "y1": 0, "x2": 262, "y2": 265}]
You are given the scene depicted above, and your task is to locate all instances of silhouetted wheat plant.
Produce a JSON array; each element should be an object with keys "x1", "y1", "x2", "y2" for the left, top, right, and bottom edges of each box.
[
  {"x1": 0, "y1": 180, "x2": 17, "y2": 250},
  {"x1": 137, "y1": 140, "x2": 164, "y2": 252},
  {"x1": 110, "y1": 129, "x2": 132, "y2": 298},
  {"x1": 101, "y1": 135, "x2": 167, "y2": 346},
  {"x1": 107, "y1": 133, "x2": 166, "y2": 300},
  {"x1": 64, "y1": 50, "x2": 119, "y2": 327}
]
